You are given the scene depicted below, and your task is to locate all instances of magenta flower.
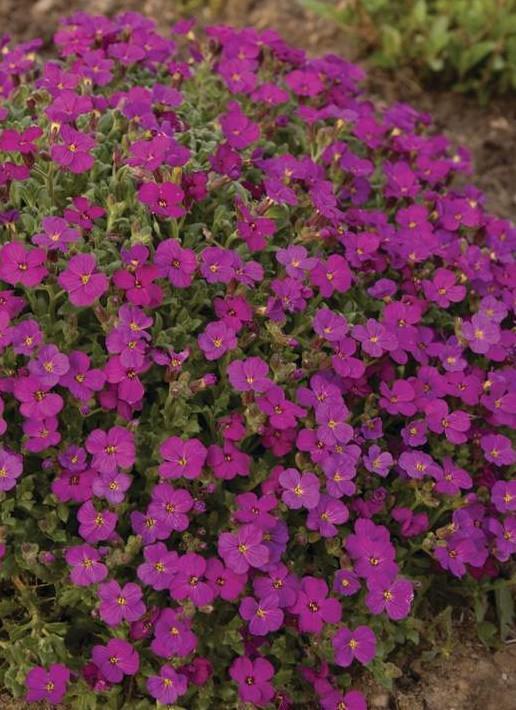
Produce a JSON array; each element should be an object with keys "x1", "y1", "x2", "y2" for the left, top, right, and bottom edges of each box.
[
  {"x1": 424, "y1": 399, "x2": 470, "y2": 444},
  {"x1": 65, "y1": 544, "x2": 108, "y2": 587},
  {"x1": 137, "y1": 542, "x2": 179, "y2": 591},
  {"x1": 154, "y1": 238, "x2": 197, "y2": 287},
  {"x1": 32, "y1": 216, "x2": 80, "y2": 253},
  {"x1": 332, "y1": 625, "x2": 376, "y2": 667},
  {"x1": 25, "y1": 664, "x2": 70, "y2": 704},
  {"x1": 0, "y1": 242, "x2": 48, "y2": 287},
  {"x1": 333, "y1": 569, "x2": 361, "y2": 597},
  {"x1": 198, "y1": 321, "x2": 237, "y2": 361},
  {"x1": 290, "y1": 576, "x2": 341, "y2": 633},
  {"x1": 218, "y1": 524, "x2": 269, "y2": 574},
  {"x1": 481, "y1": 434, "x2": 515, "y2": 466},
  {"x1": 77, "y1": 501, "x2": 118, "y2": 543},
  {"x1": 59, "y1": 351, "x2": 105, "y2": 401},
  {"x1": 462, "y1": 313, "x2": 500, "y2": 354},
  {"x1": 352, "y1": 319, "x2": 397, "y2": 357},
  {"x1": 28, "y1": 344, "x2": 69, "y2": 388},
  {"x1": 169, "y1": 553, "x2": 215, "y2": 607},
  {"x1": 0, "y1": 449, "x2": 23, "y2": 492},
  {"x1": 159, "y1": 436, "x2": 207, "y2": 480},
  {"x1": 98, "y1": 580, "x2": 146, "y2": 626},
  {"x1": 321, "y1": 689, "x2": 367, "y2": 710},
  {"x1": 147, "y1": 665, "x2": 188, "y2": 705},
  {"x1": 13, "y1": 376, "x2": 64, "y2": 420},
  {"x1": 138, "y1": 181, "x2": 185, "y2": 218},
  {"x1": 279, "y1": 468, "x2": 320, "y2": 510},
  {"x1": 365, "y1": 577, "x2": 414, "y2": 620},
  {"x1": 311, "y1": 255, "x2": 352, "y2": 297},
  {"x1": 85, "y1": 426, "x2": 136, "y2": 474},
  {"x1": 491, "y1": 480, "x2": 516, "y2": 513},
  {"x1": 306, "y1": 496, "x2": 349, "y2": 537},
  {"x1": 58, "y1": 253, "x2": 108, "y2": 306},
  {"x1": 227, "y1": 357, "x2": 271, "y2": 392},
  {"x1": 149, "y1": 483, "x2": 193, "y2": 532},
  {"x1": 51, "y1": 125, "x2": 95, "y2": 173},
  {"x1": 91, "y1": 639, "x2": 139, "y2": 683},
  {"x1": 151, "y1": 608, "x2": 197, "y2": 658},
  {"x1": 240, "y1": 593, "x2": 284, "y2": 635},
  {"x1": 257, "y1": 385, "x2": 306, "y2": 430},
  {"x1": 423, "y1": 268, "x2": 466, "y2": 308},
  {"x1": 220, "y1": 102, "x2": 260, "y2": 149},
  {"x1": 229, "y1": 656, "x2": 275, "y2": 707},
  {"x1": 205, "y1": 558, "x2": 247, "y2": 601}
]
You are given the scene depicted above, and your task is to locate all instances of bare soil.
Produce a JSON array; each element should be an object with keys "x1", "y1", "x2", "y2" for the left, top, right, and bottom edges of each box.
[{"x1": 0, "y1": 1, "x2": 515, "y2": 708}]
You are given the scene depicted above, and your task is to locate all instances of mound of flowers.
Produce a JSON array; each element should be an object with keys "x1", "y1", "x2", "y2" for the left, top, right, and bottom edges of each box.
[{"x1": 0, "y1": 10, "x2": 514, "y2": 709}]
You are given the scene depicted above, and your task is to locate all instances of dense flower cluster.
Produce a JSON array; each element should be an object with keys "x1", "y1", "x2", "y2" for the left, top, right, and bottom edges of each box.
[{"x1": 0, "y1": 10, "x2": 514, "y2": 709}]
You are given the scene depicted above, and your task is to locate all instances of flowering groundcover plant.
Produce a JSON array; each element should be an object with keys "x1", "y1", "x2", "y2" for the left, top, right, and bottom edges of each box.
[{"x1": 0, "y1": 10, "x2": 514, "y2": 709}]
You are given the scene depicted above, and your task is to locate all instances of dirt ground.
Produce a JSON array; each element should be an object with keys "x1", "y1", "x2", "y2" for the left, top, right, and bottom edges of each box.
[{"x1": 0, "y1": 1, "x2": 515, "y2": 708}]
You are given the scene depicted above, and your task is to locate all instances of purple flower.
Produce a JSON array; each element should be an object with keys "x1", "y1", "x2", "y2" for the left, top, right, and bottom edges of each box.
[
  {"x1": 279, "y1": 468, "x2": 320, "y2": 510},
  {"x1": 51, "y1": 125, "x2": 95, "y2": 173},
  {"x1": 98, "y1": 580, "x2": 146, "y2": 626},
  {"x1": 28, "y1": 345, "x2": 69, "y2": 387},
  {"x1": 364, "y1": 445, "x2": 393, "y2": 477},
  {"x1": 220, "y1": 102, "x2": 260, "y2": 149},
  {"x1": 159, "y1": 437, "x2": 207, "y2": 480},
  {"x1": 58, "y1": 253, "x2": 108, "y2": 306},
  {"x1": 290, "y1": 576, "x2": 341, "y2": 633},
  {"x1": 379, "y1": 380, "x2": 416, "y2": 416},
  {"x1": 65, "y1": 544, "x2": 108, "y2": 587},
  {"x1": 462, "y1": 314, "x2": 500, "y2": 354},
  {"x1": 424, "y1": 399, "x2": 470, "y2": 444},
  {"x1": 352, "y1": 319, "x2": 397, "y2": 357},
  {"x1": 137, "y1": 542, "x2": 179, "y2": 590},
  {"x1": 25, "y1": 664, "x2": 70, "y2": 704},
  {"x1": 154, "y1": 238, "x2": 197, "y2": 287},
  {"x1": 306, "y1": 495, "x2": 349, "y2": 537},
  {"x1": 228, "y1": 357, "x2": 271, "y2": 392},
  {"x1": 77, "y1": 501, "x2": 118, "y2": 543},
  {"x1": 257, "y1": 385, "x2": 306, "y2": 430},
  {"x1": 332, "y1": 625, "x2": 376, "y2": 667},
  {"x1": 151, "y1": 608, "x2": 197, "y2": 658},
  {"x1": 491, "y1": 480, "x2": 516, "y2": 513},
  {"x1": 198, "y1": 321, "x2": 237, "y2": 361},
  {"x1": 206, "y1": 558, "x2": 247, "y2": 601},
  {"x1": 60, "y1": 351, "x2": 105, "y2": 400},
  {"x1": 13, "y1": 376, "x2": 63, "y2": 421},
  {"x1": 0, "y1": 449, "x2": 23, "y2": 491},
  {"x1": 240, "y1": 593, "x2": 284, "y2": 635},
  {"x1": 333, "y1": 569, "x2": 361, "y2": 597},
  {"x1": 229, "y1": 656, "x2": 275, "y2": 707},
  {"x1": 138, "y1": 181, "x2": 185, "y2": 218},
  {"x1": 218, "y1": 524, "x2": 269, "y2": 574},
  {"x1": 423, "y1": 268, "x2": 466, "y2": 308},
  {"x1": 365, "y1": 576, "x2": 414, "y2": 620},
  {"x1": 147, "y1": 665, "x2": 188, "y2": 705},
  {"x1": 481, "y1": 434, "x2": 515, "y2": 466},
  {"x1": 200, "y1": 247, "x2": 236, "y2": 284},
  {"x1": 169, "y1": 553, "x2": 215, "y2": 607},
  {"x1": 85, "y1": 426, "x2": 135, "y2": 474},
  {"x1": 398, "y1": 451, "x2": 442, "y2": 480},
  {"x1": 91, "y1": 639, "x2": 139, "y2": 683},
  {"x1": 0, "y1": 242, "x2": 48, "y2": 287},
  {"x1": 311, "y1": 255, "x2": 352, "y2": 297}
]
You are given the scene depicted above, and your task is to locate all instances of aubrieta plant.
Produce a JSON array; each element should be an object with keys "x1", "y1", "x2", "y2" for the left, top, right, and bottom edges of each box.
[{"x1": 0, "y1": 10, "x2": 514, "y2": 710}]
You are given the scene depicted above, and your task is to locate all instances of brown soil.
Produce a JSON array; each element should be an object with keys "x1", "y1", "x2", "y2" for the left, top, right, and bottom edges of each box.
[{"x1": 0, "y1": 1, "x2": 514, "y2": 709}]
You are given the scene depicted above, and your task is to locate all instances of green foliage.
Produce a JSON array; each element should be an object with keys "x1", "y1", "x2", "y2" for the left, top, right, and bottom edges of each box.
[{"x1": 300, "y1": 0, "x2": 516, "y2": 95}]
